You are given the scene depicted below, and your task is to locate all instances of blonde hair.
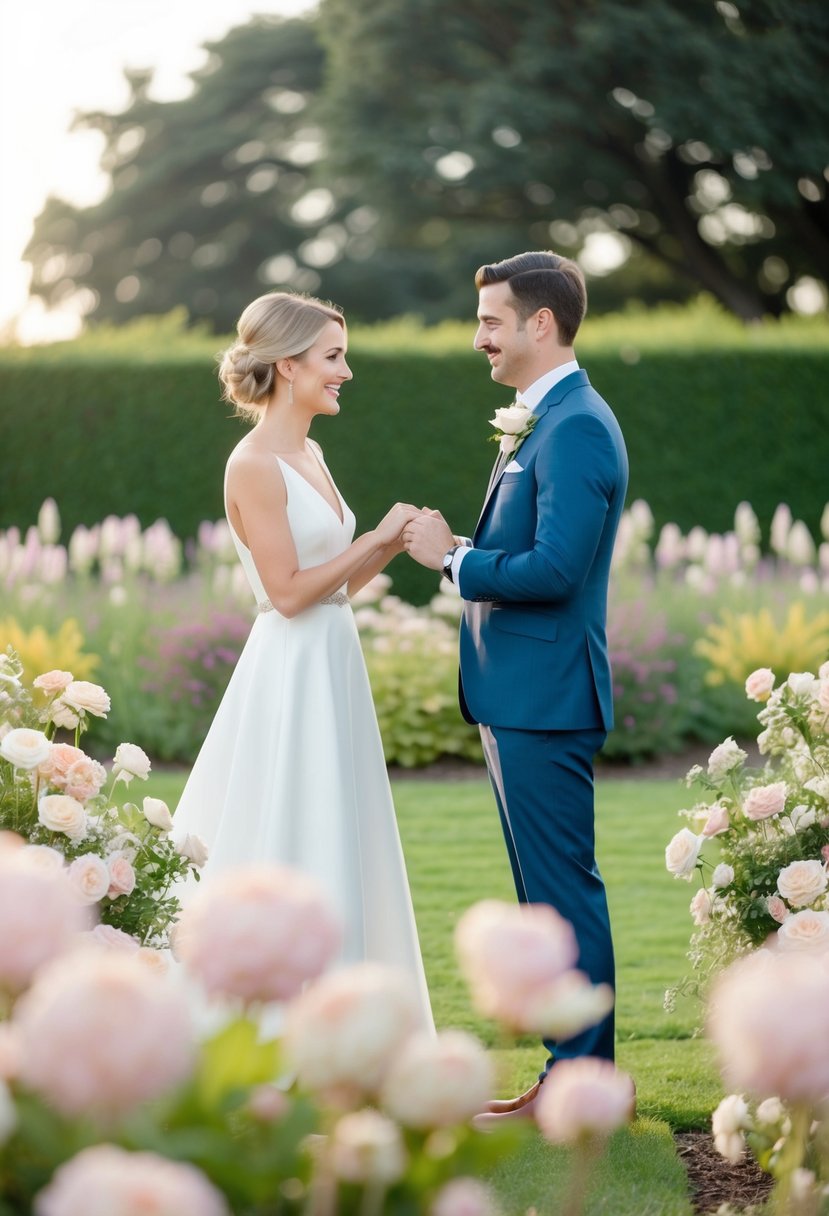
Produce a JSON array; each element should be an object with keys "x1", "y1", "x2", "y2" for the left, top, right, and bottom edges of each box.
[{"x1": 218, "y1": 291, "x2": 345, "y2": 422}]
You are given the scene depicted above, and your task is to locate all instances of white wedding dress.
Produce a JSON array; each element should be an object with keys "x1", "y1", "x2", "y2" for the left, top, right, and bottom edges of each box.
[{"x1": 173, "y1": 446, "x2": 433, "y2": 1032}]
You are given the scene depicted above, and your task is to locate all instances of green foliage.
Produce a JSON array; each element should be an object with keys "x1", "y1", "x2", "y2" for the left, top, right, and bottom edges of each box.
[{"x1": 2, "y1": 323, "x2": 828, "y2": 606}]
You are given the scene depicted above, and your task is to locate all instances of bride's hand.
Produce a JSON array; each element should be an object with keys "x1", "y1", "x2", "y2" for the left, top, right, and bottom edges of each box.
[{"x1": 374, "y1": 503, "x2": 420, "y2": 547}]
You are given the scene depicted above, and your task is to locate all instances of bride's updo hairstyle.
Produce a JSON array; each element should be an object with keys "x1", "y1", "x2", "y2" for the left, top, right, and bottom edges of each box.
[{"x1": 219, "y1": 291, "x2": 345, "y2": 423}]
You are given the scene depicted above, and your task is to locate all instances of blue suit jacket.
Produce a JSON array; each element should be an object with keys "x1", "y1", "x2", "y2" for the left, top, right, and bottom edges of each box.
[{"x1": 457, "y1": 370, "x2": 628, "y2": 732}]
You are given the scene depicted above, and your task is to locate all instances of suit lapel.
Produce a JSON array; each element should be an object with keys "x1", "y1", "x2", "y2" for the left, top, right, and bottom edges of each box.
[{"x1": 474, "y1": 370, "x2": 590, "y2": 534}]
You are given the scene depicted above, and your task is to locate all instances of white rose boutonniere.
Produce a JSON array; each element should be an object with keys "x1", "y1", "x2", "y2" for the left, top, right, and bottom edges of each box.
[{"x1": 488, "y1": 402, "x2": 537, "y2": 457}]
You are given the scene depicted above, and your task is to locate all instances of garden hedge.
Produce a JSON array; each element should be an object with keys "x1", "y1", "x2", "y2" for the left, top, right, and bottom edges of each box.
[{"x1": 2, "y1": 346, "x2": 827, "y2": 603}]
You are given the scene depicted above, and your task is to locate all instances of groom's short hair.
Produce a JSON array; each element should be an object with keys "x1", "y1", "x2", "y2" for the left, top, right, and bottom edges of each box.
[{"x1": 475, "y1": 251, "x2": 586, "y2": 345}]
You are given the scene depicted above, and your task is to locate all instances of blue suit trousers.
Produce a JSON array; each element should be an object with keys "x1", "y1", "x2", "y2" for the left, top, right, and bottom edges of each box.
[{"x1": 479, "y1": 723, "x2": 615, "y2": 1071}]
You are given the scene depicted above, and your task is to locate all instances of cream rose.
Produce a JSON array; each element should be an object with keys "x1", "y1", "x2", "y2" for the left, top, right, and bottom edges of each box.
[
  {"x1": 142, "y1": 797, "x2": 174, "y2": 833},
  {"x1": 112, "y1": 742, "x2": 151, "y2": 783},
  {"x1": 0, "y1": 728, "x2": 52, "y2": 771},
  {"x1": 712, "y1": 1094, "x2": 751, "y2": 1164},
  {"x1": 176, "y1": 833, "x2": 209, "y2": 868},
  {"x1": 776, "y1": 909, "x2": 829, "y2": 953},
  {"x1": 787, "y1": 672, "x2": 817, "y2": 698},
  {"x1": 61, "y1": 681, "x2": 111, "y2": 718},
  {"x1": 38, "y1": 795, "x2": 87, "y2": 841},
  {"x1": 745, "y1": 668, "x2": 775, "y2": 703},
  {"x1": 330, "y1": 1110, "x2": 408, "y2": 1185},
  {"x1": 48, "y1": 701, "x2": 80, "y2": 731},
  {"x1": 67, "y1": 855, "x2": 110, "y2": 904},
  {"x1": 32, "y1": 670, "x2": 73, "y2": 695},
  {"x1": 488, "y1": 403, "x2": 532, "y2": 435},
  {"x1": 707, "y1": 737, "x2": 747, "y2": 781},
  {"x1": 665, "y1": 828, "x2": 703, "y2": 879},
  {"x1": 743, "y1": 782, "x2": 787, "y2": 821},
  {"x1": 712, "y1": 863, "x2": 735, "y2": 890},
  {"x1": 777, "y1": 860, "x2": 828, "y2": 908},
  {"x1": 690, "y1": 888, "x2": 713, "y2": 926}
]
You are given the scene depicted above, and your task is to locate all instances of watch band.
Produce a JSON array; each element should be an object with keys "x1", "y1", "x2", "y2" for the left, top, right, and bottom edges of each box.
[{"x1": 441, "y1": 545, "x2": 459, "y2": 582}]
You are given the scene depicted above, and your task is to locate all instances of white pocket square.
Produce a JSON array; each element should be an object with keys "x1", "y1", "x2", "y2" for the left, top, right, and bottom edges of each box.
[{"x1": 504, "y1": 460, "x2": 524, "y2": 473}]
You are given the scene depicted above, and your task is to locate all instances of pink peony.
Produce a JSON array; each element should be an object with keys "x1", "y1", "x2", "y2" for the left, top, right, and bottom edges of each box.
[
  {"x1": 247, "y1": 1084, "x2": 290, "y2": 1123},
  {"x1": 431, "y1": 1178, "x2": 501, "y2": 1216},
  {"x1": 517, "y1": 970, "x2": 615, "y2": 1040},
  {"x1": 32, "y1": 1144, "x2": 229, "y2": 1216},
  {"x1": 175, "y1": 864, "x2": 341, "y2": 1005},
  {"x1": 67, "y1": 855, "x2": 110, "y2": 904},
  {"x1": 707, "y1": 951, "x2": 829, "y2": 1101},
  {"x1": 106, "y1": 856, "x2": 136, "y2": 898},
  {"x1": 284, "y1": 963, "x2": 420, "y2": 1101},
  {"x1": 330, "y1": 1109, "x2": 408, "y2": 1185},
  {"x1": 15, "y1": 951, "x2": 195, "y2": 1118},
  {"x1": 454, "y1": 900, "x2": 579, "y2": 1028},
  {"x1": 535, "y1": 1058, "x2": 635, "y2": 1144},
  {"x1": 0, "y1": 848, "x2": 88, "y2": 992},
  {"x1": 88, "y1": 924, "x2": 140, "y2": 953},
  {"x1": 380, "y1": 1030, "x2": 493, "y2": 1128},
  {"x1": 33, "y1": 670, "x2": 73, "y2": 696},
  {"x1": 745, "y1": 668, "x2": 775, "y2": 703},
  {"x1": 743, "y1": 782, "x2": 787, "y2": 821}
]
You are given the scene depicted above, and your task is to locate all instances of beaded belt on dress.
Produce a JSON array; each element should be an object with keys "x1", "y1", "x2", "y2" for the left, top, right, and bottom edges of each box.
[{"x1": 257, "y1": 593, "x2": 349, "y2": 612}]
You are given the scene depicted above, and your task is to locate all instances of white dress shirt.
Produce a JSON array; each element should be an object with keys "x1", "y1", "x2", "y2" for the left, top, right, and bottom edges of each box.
[{"x1": 450, "y1": 360, "x2": 580, "y2": 580}]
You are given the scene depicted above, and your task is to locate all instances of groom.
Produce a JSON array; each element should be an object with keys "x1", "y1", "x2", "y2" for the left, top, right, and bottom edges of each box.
[{"x1": 403, "y1": 250, "x2": 628, "y2": 1121}]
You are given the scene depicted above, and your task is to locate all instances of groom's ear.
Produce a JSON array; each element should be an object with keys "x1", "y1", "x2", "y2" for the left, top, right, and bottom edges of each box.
[{"x1": 532, "y1": 307, "x2": 556, "y2": 342}]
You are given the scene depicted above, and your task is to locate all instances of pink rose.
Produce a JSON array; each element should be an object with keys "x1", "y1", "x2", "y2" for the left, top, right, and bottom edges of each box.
[
  {"x1": 745, "y1": 668, "x2": 775, "y2": 703},
  {"x1": 708, "y1": 951, "x2": 829, "y2": 1102},
  {"x1": 701, "y1": 803, "x2": 730, "y2": 837},
  {"x1": 691, "y1": 888, "x2": 713, "y2": 926},
  {"x1": 535, "y1": 1058, "x2": 635, "y2": 1144},
  {"x1": 63, "y1": 758, "x2": 107, "y2": 803},
  {"x1": 743, "y1": 782, "x2": 787, "y2": 821},
  {"x1": 107, "y1": 856, "x2": 136, "y2": 898},
  {"x1": 777, "y1": 859, "x2": 828, "y2": 908},
  {"x1": 380, "y1": 1030, "x2": 493, "y2": 1129},
  {"x1": 454, "y1": 900, "x2": 579, "y2": 1029},
  {"x1": 766, "y1": 895, "x2": 790, "y2": 924},
  {"x1": 776, "y1": 909, "x2": 829, "y2": 954},
  {"x1": 175, "y1": 864, "x2": 341, "y2": 1005},
  {"x1": 284, "y1": 964, "x2": 420, "y2": 1102},
  {"x1": 16, "y1": 952, "x2": 195, "y2": 1118},
  {"x1": 61, "y1": 681, "x2": 111, "y2": 719},
  {"x1": 39, "y1": 743, "x2": 86, "y2": 789},
  {"x1": 0, "y1": 850, "x2": 87, "y2": 992},
  {"x1": 67, "y1": 855, "x2": 110, "y2": 904},
  {"x1": 247, "y1": 1084, "x2": 290, "y2": 1123},
  {"x1": 33, "y1": 670, "x2": 73, "y2": 695},
  {"x1": 32, "y1": 1144, "x2": 229, "y2": 1216}
]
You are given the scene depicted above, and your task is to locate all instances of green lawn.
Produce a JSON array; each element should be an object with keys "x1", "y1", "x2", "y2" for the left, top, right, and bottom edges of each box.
[{"x1": 147, "y1": 769, "x2": 716, "y2": 1215}]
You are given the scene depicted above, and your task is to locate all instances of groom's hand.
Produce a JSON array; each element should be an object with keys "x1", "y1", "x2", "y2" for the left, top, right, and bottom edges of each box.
[{"x1": 403, "y1": 508, "x2": 454, "y2": 570}]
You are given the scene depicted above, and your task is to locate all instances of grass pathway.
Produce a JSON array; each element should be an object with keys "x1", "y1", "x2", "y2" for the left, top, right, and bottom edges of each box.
[{"x1": 147, "y1": 769, "x2": 717, "y2": 1214}]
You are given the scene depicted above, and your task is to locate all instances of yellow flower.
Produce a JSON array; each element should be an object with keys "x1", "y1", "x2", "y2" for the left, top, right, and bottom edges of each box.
[
  {"x1": 0, "y1": 618, "x2": 98, "y2": 688},
  {"x1": 695, "y1": 602, "x2": 829, "y2": 687}
]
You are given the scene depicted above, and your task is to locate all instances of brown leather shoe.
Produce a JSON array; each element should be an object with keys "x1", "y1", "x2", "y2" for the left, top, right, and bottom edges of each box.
[{"x1": 484, "y1": 1080, "x2": 542, "y2": 1115}]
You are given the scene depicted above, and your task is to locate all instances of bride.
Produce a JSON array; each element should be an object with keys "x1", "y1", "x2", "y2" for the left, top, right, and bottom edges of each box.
[{"x1": 173, "y1": 290, "x2": 433, "y2": 1031}]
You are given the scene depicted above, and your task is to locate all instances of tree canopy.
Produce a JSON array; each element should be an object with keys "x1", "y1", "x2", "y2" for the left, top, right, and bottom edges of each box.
[{"x1": 24, "y1": 1, "x2": 829, "y2": 327}]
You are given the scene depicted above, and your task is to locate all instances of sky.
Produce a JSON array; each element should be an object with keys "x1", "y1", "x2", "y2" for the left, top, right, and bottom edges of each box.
[{"x1": 0, "y1": 0, "x2": 313, "y2": 343}]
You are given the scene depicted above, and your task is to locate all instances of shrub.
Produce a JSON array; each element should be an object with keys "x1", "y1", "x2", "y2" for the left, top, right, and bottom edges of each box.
[{"x1": 0, "y1": 618, "x2": 98, "y2": 686}]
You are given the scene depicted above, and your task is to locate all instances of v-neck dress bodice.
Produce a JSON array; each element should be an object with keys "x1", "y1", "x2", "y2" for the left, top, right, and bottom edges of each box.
[{"x1": 173, "y1": 444, "x2": 433, "y2": 1037}]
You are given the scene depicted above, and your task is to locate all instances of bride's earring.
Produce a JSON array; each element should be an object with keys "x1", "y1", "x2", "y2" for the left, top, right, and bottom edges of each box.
[{"x1": 287, "y1": 380, "x2": 294, "y2": 407}]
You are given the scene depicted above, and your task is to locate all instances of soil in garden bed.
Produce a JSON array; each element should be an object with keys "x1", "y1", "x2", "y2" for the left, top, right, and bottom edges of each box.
[{"x1": 676, "y1": 1131, "x2": 773, "y2": 1214}]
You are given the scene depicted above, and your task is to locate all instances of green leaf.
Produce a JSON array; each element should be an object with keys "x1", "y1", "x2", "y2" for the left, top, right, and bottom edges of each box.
[{"x1": 197, "y1": 1017, "x2": 281, "y2": 1107}]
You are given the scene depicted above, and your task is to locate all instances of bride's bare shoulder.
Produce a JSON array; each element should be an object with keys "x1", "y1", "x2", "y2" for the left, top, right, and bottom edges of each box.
[{"x1": 226, "y1": 440, "x2": 285, "y2": 497}]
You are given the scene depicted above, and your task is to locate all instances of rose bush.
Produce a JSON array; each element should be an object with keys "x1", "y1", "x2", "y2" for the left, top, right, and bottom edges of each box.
[{"x1": 665, "y1": 660, "x2": 829, "y2": 1008}]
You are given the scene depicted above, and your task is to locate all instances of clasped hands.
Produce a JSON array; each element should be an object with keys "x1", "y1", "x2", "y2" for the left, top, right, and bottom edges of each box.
[{"x1": 376, "y1": 504, "x2": 454, "y2": 571}]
